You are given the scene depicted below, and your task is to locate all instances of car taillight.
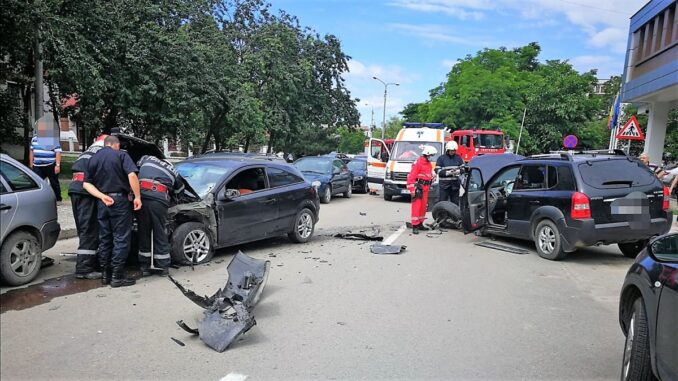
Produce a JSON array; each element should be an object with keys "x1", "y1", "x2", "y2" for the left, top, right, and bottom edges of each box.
[
  {"x1": 663, "y1": 185, "x2": 670, "y2": 211},
  {"x1": 571, "y1": 192, "x2": 591, "y2": 219}
]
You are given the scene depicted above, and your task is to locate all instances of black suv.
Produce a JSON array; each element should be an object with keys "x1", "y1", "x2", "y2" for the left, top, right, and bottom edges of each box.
[{"x1": 461, "y1": 151, "x2": 672, "y2": 260}]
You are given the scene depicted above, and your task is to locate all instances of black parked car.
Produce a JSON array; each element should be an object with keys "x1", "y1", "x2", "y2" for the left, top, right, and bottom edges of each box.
[
  {"x1": 461, "y1": 151, "x2": 672, "y2": 260},
  {"x1": 347, "y1": 158, "x2": 368, "y2": 193},
  {"x1": 294, "y1": 156, "x2": 352, "y2": 204},
  {"x1": 173, "y1": 156, "x2": 320, "y2": 264},
  {"x1": 619, "y1": 233, "x2": 677, "y2": 381}
]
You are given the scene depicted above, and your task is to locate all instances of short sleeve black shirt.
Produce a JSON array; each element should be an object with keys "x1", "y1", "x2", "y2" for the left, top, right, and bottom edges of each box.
[{"x1": 84, "y1": 147, "x2": 138, "y2": 194}]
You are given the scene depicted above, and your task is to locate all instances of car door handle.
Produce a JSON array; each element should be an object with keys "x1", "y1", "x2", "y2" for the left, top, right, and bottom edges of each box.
[
  {"x1": 0, "y1": 204, "x2": 11, "y2": 211},
  {"x1": 529, "y1": 200, "x2": 541, "y2": 205},
  {"x1": 263, "y1": 199, "x2": 276, "y2": 205}
]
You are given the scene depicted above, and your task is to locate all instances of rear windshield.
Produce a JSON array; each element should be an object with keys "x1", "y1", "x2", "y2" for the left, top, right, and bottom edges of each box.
[{"x1": 578, "y1": 159, "x2": 657, "y2": 189}]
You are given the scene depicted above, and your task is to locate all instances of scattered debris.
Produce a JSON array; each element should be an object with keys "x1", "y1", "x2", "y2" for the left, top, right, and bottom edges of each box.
[
  {"x1": 48, "y1": 305, "x2": 60, "y2": 311},
  {"x1": 359, "y1": 212, "x2": 367, "y2": 216},
  {"x1": 268, "y1": 253, "x2": 277, "y2": 258},
  {"x1": 59, "y1": 252, "x2": 77, "y2": 256},
  {"x1": 171, "y1": 337, "x2": 185, "y2": 347},
  {"x1": 334, "y1": 232, "x2": 383, "y2": 241},
  {"x1": 475, "y1": 241, "x2": 529, "y2": 255},
  {"x1": 370, "y1": 244, "x2": 407, "y2": 255},
  {"x1": 336, "y1": 321, "x2": 347, "y2": 326},
  {"x1": 302, "y1": 276, "x2": 313, "y2": 284},
  {"x1": 41, "y1": 257, "x2": 55, "y2": 268},
  {"x1": 169, "y1": 251, "x2": 270, "y2": 352}
]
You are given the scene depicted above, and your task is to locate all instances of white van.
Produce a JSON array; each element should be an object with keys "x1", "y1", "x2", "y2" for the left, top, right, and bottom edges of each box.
[{"x1": 367, "y1": 123, "x2": 447, "y2": 201}]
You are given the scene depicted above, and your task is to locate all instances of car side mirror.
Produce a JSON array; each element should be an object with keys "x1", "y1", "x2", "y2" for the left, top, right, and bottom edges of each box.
[{"x1": 219, "y1": 188, "x2": 240, "y2": 201}]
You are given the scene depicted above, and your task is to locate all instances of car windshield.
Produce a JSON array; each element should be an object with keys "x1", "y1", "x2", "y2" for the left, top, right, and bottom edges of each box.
[
  {"x1": 474, "y1": 134, "x2": 504, "y2": 149},
  {"x1": 347, "y1": 160, "x2": 366, "y2": 171},
  {"x1": 175, "y1": 162, "x2": 232, "y2": 198},
  {"x1": 294, "y1": 158, "x2": 331, "y2": 174},
  {"x1": 392, "y1": 141, "x2": 443, "y2": 162}
]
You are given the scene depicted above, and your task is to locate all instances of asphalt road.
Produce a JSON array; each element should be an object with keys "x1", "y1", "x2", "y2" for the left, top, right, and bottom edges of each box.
[{"x1": 0, "y1": 193, "x2": 635, "y2": 380}]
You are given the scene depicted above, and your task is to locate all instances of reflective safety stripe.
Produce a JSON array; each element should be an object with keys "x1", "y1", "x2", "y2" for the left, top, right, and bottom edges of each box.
[
  {"x1": 77, "y1": 249, "x2": 97, "y2": 255},
  {"x1": 138, "y1": 251, "x2": 152, "y2": 257},
  {"x1": 154, "y1": 253, "x2": 170, "y2": 260}
]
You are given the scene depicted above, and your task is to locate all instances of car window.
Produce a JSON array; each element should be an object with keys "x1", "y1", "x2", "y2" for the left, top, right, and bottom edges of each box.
[
  {"x1": 515, "y1": 165, "x2": 546, "y2": 190},
  {"x1": 295, "y1": 158, "x2": 331, "y2": 174},
  {"x1": 553, "y1": 166, "x2": 576, "y2": 191},
  {"x1": 547, "y1": 166, "x2": 557, "y2": 188},
  {"x1": 176, "y1": 162, "x2": 232, "y2": 198},
  {"x1": 268, "y1": 167, "x2": 303, "y2": 188},
  {"x1": 461, "y1": 135, "x2": 470, "y2": 147},
  {"x1": 650, "y1": 235, "x2": 678, "y2": 261},
  {"x1": 347, "y1": 160, "x2": 366, "y2": 171},
  {"x1": 333, "y1": 160, "x2": 343, "y2": 173},
  {"x1": 578, "y1": 159, "x2": 656, "y2": 189},
  {"x1": 488, "y1": 166, "x2": 520, "y2": 189},
  {"x1": 226, "y1": 167, "x2": 267, "y2": 195},
  {"x1": 0, "y1": 162, "x2": 39, "y2": 192},
  {"x1": 0, "y1": 180, "x2": 7, "y2": 194}
]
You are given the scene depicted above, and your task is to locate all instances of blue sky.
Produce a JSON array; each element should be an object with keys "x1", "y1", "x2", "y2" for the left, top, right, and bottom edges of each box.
[{"x1": 269, "y1": 0, "x2": 648, "y2": 126}]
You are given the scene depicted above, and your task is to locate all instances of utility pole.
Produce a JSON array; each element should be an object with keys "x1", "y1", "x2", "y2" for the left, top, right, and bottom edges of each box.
[
  {"x1": 373, "y1": 76, "x2": 399, "y2": 140},
  {"x1": 34, "y1": 34, "x2": 44, "y2": 122}
]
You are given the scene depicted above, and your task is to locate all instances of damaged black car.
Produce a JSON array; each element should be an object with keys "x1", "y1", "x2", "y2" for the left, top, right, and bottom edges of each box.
[{"x1": 114, "y1": 135, "x2": 320, "y2": 266}]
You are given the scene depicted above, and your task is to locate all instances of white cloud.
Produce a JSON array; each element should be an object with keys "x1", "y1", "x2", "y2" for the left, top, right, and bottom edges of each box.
[
  {"x1": 569, "y1": 55, "x2": 623, "y2": 78},
  {"x1": 390, "y1": 23, "x2": 495, "y2": 46},
  {"x1": 441, "y1": 59, "x2": 458, "y2": 68},
  {"x1": 347, "y1": 59, "x2": 418, "y2": 84},
  {"x1": 388, "y1": 0, "x2": 646, "y2": 53}
]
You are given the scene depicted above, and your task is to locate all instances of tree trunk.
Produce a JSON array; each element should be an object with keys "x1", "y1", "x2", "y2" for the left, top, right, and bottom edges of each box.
[
  {"x1": 22, "y1": 85, "x2": 32, "y2": 164},
  {"x1": 46, "y1": 80, "x2": 60, "y2": 125},
  {"x1": 267, "y1": 131, "x2": 274, "y2": 154},
  {"x1": 243, "y1": 136, "x2": 250, "y2": 153}
]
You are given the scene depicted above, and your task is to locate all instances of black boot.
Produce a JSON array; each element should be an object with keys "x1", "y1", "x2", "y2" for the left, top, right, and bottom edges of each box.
[
  {"x1": 412, "y1": 225, "x2": 419, "y2": 235},
  {"x1": 101, "y1": 266, "x2": 111, "y2": 285},
  {"x1": 418, "y1": 224, "x2": 431, "y2": 231},
  {"x1": 110, "y1": 268, "x2": 135, "y2": 288},
  {"x1": 75, "y1": 271, "x2": 103, "y2": 280},
  {"x1": 158, "y1": 268, "x2": 169, "y2": 277},
  {"x1": 140, "y1": 266, "x2": 151, "y2": 277}
]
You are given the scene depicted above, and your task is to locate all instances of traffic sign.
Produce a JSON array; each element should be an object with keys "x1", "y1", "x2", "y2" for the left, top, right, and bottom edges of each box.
[
  {"x1": 563, "y1": 134, "x2": 578, "y2": 148},
  {"x1": 616, "y1": 116, "x2": 644, "y2": 141}
]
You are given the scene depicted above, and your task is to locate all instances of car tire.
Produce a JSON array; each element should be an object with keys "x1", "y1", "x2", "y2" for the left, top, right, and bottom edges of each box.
[
  {"x1": 621, "y1": 298, "x2": 655, "y2": 381},
  {"x1": 0, "y1": 231, "x2": 42, "y2": 286},
  {"x1": 362, "y1": 181, "x2": 369, "y2": 194},
  {"x1": 171, "y1": 222, "x2": 214, "y2": 266},
  {"x1": 432, "y1": 201, "x2": 462, "y2": 229},
  {"x1": 618, "y1": 241, "x2": 648, "y2": 259},
  {"x1": 534, "y1": 219, "x2": 566, "y2": 260},
  {"x1": 288, "y1": 208, "x2": 316, "y2": 243},
  {"x1": 384, "y1": 192, "x2": 393, "y2": 201},
  {"x1": 321, "y1": 186, "x2": 332, "y2": 204},
  {"x1": 344, "y1": 184, "x2": 352, "y2": 198}
]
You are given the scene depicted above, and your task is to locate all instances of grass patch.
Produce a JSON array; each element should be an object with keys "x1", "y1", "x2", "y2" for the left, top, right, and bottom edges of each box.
[{"x1": 57, "y1": 154, "x2": 77, "y2": 202}]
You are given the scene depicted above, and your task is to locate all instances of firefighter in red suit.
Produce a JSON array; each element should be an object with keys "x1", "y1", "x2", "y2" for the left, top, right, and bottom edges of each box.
[{"x1": 407, "y1": 145, "x2": 438, "y2": 234}]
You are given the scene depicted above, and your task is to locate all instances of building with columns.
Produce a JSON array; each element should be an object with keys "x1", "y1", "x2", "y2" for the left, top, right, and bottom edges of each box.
[{"x1": 621, "y1": 0, "x2": 678, "y2": 163}]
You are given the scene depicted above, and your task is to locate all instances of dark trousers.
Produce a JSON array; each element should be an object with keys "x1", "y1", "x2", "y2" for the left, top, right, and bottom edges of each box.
[
  {"x1": 137, "y1": 197, "x2": 171, "y2": 269},
  {"x1": 97, "y1": 195, "x2": 132, "y2": 277},
  {"x1": 439, "y1": 183, "x2": 460, "y2": 205},
  {"x1": 33, "y1": 164, "x2": 62, "y2": 201},
  {"x1": 71, "y1": 193, "x2": 100, "y2": 274}
]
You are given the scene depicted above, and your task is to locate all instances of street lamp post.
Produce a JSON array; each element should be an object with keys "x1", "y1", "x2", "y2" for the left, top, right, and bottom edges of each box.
[
  {"x1": 373, "y1": 76, "x2": 399, "y2": 140},
  {"x1": 364, "y1": 102, "x2": 375, "y2": 138}
]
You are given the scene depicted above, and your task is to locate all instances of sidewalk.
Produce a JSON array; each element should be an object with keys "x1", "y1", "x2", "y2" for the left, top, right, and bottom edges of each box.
[{"x1": 57, "y1": 201, "x2": 77, "y2": 240}]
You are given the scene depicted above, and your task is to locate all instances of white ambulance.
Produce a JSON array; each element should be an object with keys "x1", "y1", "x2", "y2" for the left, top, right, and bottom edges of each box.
[{"x1": 367, "y1": 123, "x2": 447, "y2": 201}]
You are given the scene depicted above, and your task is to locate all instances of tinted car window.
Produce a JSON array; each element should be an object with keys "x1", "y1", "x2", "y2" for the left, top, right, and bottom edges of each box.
[
  {"x1": 651, "y1": 235, "x2": 678, "y2": 261},
  {"x1": 516, "y1": 165, "x2": 545, "y2": 190},
  {"x1": 268, "y1": 167, "x2": 303, "y2": 188},
  {"x1": 555, "y1": 166, "x2": 576, "y2": 191},
  {"x1": 578, "y1": 160, "x2": 656, "y2": 189},
  {"x1": 0, "y1": 181, "x2": 6, "y2": 194},
  {"x1": 547, "y1": 166, "x2": 557, "y2": 188},
  {"x1": 1, "y1": 162, "x2": 38, "y2": 192}
]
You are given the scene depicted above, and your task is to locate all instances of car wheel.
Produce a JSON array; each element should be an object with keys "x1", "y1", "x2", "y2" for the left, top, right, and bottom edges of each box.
[
  {"x1": 344, "y1": 184, "x2": 352, "y2": 198},
  {"x1": 362, "y1": 181, "x2": 369, "y2": 194},
  {"x1": 288, "y1": 208, "x2": 316, "y2": 243},
  {"x1": 384, "y1": 192, "x2": 393, "y2": 201},
  {"x1": 534, "y1": 220, "x2": 566, "y2": 260},
  {"x1": 321, "y1": 186, "x2": 332, "y2": 204},
  {"x1": 621, "y1": 298, "x2": 654, "y2": 381},
  {"x1": 432, "y1": 201, "x2": 462, "y2": 228},
  {"x1": 619, "y1": 241, "x2": 648, "y2": 259},
  {"x1": 0, "y1": 231, "x2": 42, "y2": 286},
  {"x1": 171, "y1": 222, "x2": 214, "y2": 265}
]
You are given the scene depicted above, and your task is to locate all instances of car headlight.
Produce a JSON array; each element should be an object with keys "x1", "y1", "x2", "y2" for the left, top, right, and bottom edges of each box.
[
  {"x1": 385, "y1": 168, "x2": 391, "y2": 179},
  {"x1": 311, "y1": 180, "x2": 321, "y2": 189},
  {"x1": 354, "y1": 176, "x2": 363, "y2": 180}
]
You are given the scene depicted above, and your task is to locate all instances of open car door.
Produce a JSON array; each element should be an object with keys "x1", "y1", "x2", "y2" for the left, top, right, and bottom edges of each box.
[
  {"x1": 461, "y1": 167, "x2": 487, "y2": 233},
  {"x1": 366, "y1": 138, "x2": 390, "y2": 193}
]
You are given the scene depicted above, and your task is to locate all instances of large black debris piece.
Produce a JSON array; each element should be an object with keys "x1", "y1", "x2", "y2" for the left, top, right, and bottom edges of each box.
[{"x1": 169, "y1": 251, "x2": 270, "y2": 352}]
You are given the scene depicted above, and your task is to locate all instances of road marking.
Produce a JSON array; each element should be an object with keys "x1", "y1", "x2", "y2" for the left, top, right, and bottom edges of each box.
[
  {"x1": 220, "y1": 373, "x2": 248, "y2": 381},
  {"x1": 384, "y1": 225, "x2": 407, "y2": 245}
]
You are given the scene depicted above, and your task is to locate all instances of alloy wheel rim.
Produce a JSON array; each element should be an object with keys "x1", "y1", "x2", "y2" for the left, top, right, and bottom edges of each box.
[
  {"x1": 538, "y1": 226, "x2": 556, "y2": 254},
  {"x1": 9, "y1": 239, "x2": 39, "y2": 277},
  {"x1": 324, "y1": 188, "x2": 331, "y2": 202},
  {"x1": 622, "y1": 314, "x2": 635, "y2": 380},
  {"x1": 183, "y1": 230, "x2": 210, "y2": 263},
  {"x1": 297, "y1": 213, "x2": 313, "y2": 238}
]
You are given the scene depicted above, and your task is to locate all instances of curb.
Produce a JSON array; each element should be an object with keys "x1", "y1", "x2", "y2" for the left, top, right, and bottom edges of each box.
[{"x1": 58, "y1": 228, "x2": 77, "y2": 241}]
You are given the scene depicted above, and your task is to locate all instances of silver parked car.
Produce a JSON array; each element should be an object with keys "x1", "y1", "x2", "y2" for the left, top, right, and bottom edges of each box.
[{"x1": 0, "y1": 154, "x2": 60, "y2": 286}]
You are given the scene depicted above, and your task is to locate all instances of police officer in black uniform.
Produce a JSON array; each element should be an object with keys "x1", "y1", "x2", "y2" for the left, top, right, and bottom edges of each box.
[
  {"x1": 436, "y1": 141, "x2": 465, "y2": 205},
  {"x1": 83, "y1": 135, "x2": 141, "y2": 288},
  {"x1": 70, "y1": 141, "x2": 105, "y2": 279},
  {"x1": 136, "y1": 155, "x2": 184, "y2": 276}
]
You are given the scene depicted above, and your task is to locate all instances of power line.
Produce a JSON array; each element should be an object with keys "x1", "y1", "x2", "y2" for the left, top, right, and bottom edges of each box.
[{"x1": 557, "y1": 0, "x2": 629, "y2": 15}]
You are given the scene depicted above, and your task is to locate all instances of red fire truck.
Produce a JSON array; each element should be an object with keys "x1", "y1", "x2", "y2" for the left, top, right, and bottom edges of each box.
[{"x1": 448, "y1": 129, "x2": 506, "y2": 162}]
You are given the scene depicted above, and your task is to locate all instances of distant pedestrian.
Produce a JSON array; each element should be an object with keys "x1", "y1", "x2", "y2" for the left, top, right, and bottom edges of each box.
[
  {"x1": 83, "y1": 135, "x2": 141, "y2": 288},
  {"x1": 29, "y1": 136, "x2": 63, "y2": 202},
  {"x1": 639, "y1": 153, "x2": 666, "y2": 180},
  {"x1": 136, "y1": 155, "x2": 184, "y2": 276}
]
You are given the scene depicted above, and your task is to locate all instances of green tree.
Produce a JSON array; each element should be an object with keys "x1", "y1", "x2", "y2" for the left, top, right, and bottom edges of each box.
[{"x1": 337, "y1": 126, "x2": 365, "y2": 154}]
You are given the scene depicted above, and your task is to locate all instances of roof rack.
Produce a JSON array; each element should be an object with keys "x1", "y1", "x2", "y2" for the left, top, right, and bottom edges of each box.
[
  {"x1": 548, "y1": 149, "x2": 628, "y2": 157},
  {"x1": 526, "y1": 153, "x2": 571, "y2": 161}
]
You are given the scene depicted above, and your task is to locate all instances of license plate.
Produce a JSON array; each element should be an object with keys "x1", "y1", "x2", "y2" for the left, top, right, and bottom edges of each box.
[
  {"x1": 611, "y1": 194, "x2": 648, "y2": 215},
  {"x1": 401, "y1": 189, "x2": 410, "y2": 195}
]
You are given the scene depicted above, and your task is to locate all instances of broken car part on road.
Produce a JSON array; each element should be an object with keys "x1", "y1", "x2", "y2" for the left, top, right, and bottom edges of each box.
[
  {"x1": 475, "y1": 241, "x2": 529, "y2": 255},
  {"x1": 334, "y1": 232, "x2": 383, "y2": 241},
  {"x1": 169, "y1": 251, "x2": 271, "y2": 352},
  {"x1": 370, "y1": 244, "x2": 407, "y2": 255}
]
